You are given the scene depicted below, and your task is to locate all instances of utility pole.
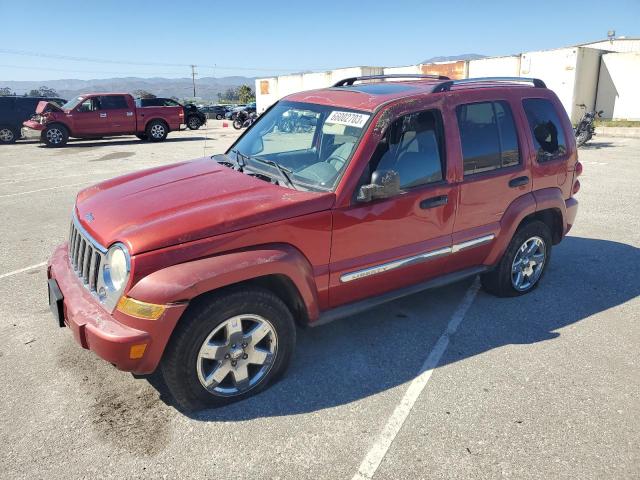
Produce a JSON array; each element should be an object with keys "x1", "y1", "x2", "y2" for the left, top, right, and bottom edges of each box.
[{"x1": 190, "y1": 65, "x2": 197, "y2": 97}]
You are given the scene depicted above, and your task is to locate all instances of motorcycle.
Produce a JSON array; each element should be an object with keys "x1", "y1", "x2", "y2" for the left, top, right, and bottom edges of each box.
[
  {"x1": 232, "y1": 110, "x2": 258, "y2": 130},
  {"x1": 575, "y1": 104, "x2": 604, "y2": 147}
]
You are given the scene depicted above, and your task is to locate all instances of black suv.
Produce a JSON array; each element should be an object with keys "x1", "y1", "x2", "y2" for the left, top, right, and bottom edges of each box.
[
  {"x1": 136, "y1": 98, "x2": 206, "y2": 130},
  {"x1": 0, "y1": 96, "x2": 66, "y2": 144}
]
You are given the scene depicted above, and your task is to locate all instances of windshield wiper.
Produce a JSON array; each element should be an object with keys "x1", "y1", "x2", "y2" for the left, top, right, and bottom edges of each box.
[{"x1": 250, "y1": 156, "x2": 298, "y2": 190}]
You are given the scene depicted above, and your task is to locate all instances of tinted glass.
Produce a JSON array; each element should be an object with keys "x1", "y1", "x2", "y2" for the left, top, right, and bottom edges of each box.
[
  {"x1": 99, "y1": 95, "x2": 129, "y2": 110},
  {"x1": 522, "y1": 98, "x2": 566, "y2": 162},
  {"x1": 373, "y1": 110, "x2": 444, "y2": 189},
  {"x1": 457, "y1": 101, "x2": 520, "y2": 175}
]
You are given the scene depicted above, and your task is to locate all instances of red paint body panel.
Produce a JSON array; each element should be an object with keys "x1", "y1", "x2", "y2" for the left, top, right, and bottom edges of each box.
[
  {"x1": 49, "y1": 80, "x2": 580, "y2": 374},
  {"x1": 22, "y1": 93, "x2": 182, "y2": 139}
]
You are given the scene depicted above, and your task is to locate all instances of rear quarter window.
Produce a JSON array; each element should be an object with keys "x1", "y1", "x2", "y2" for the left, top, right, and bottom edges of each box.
[{"x1": 522, "y1": 98, "x2": 567, "y2": 162}]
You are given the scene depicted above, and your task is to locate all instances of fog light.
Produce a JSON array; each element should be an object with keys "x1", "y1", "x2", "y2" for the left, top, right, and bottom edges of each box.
[
  {"x1": 129, "y1": 344, "x2": 147, "y2": 359},
  {"x1": 117, "y1": 296, "x2": 166, "y2": 320}
]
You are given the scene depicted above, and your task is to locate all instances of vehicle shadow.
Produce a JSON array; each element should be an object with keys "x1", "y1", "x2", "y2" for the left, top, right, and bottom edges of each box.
[
  {"x1": 579, "y1": 141, "x2": 615, "y2": 150},
  {"x1": 36, "y1": 136, "x2": 210, "y2": 149},
  {"x1": 144, "y1": 236, "x2": 639, "y2": 420}
]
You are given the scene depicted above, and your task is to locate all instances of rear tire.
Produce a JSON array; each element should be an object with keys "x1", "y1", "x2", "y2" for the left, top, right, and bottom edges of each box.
[
  {"x1": 145, "y1": 120, "x2": 168, "y2": 142},
  {"x1": 0, "y1": 126, "x2": 18, "y2": 144},
  {"x1": 215, "y1": 114, "x2": 223, "y2": 120},
  {"x1": 481, "y1": 220, "x2": 552, "y2": 297},
  {"x1": 161, "y1": 287, "x2": 296, "y2": 411},
  {"x1": 576, "y1": 130, "x2": 590, "y2": 147},
  {"x1": 43, "y1": 124, "x2": 68, "y2": 147}
]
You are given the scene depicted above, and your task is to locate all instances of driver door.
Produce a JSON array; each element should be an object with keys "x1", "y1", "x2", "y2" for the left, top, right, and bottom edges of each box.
[
  {"x1": 328, "y1": 108, "x2": 456, "y2": 308},
  {"x1": 71, "y1": 97, "x2": 104, "y2": 136}
]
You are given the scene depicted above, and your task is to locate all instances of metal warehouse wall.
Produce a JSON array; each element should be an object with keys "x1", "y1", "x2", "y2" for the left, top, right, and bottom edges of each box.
[{"x1": 596, "y1": 52, "x2": 640, "y2": 120}]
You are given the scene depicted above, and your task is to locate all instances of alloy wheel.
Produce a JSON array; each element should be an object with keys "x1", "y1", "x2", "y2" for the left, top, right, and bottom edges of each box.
[
  {"x1": 0, "y1": 128, "x2": 15, "y2": 143},
  {"x1": 150, "y1": 124, "x2": 165, "y2": 138},
  {"x1": 46, "y1": 128, "x2": 63, "y2": 144},
  {"x1": 511, "y1": 236, "x2": 546, "y2": 291},
  {"x1": 196, "y1": 314, "x2": 278, "y2": 396}
]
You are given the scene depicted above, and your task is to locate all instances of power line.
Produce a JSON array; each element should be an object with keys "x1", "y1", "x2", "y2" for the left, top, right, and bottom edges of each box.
[{"x1": 0, "y1": 48, "x2": 318, "y2": 72}]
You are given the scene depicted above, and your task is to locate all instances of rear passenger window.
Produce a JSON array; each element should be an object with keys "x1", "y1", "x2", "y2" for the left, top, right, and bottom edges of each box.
[
  {"x1": 456, "y1": 101, "x2": 520, "y2": 175},
  {"x1": 522, "y1": 98, "x2": 567, "y2": 162},
  {"x1": 371, "y1": 110, "x2": 445, "y2": 189},
  {"x1": 99, "y1": 96, "x2": 129, "y2": 110}
]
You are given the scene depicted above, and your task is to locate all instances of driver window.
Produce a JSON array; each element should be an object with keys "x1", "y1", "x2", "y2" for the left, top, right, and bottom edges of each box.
[
  {"x1": 369, "y1": 110, "x2": 445, "y2": 189},
  {"x1": 77, "y1": 98, "x2": 100, "y2": 112}
]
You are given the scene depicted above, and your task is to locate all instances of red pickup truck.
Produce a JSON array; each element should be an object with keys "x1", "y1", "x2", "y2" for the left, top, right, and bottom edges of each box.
[{"x1": 23, "y1": 92, "x2": 183, "y2": 147}]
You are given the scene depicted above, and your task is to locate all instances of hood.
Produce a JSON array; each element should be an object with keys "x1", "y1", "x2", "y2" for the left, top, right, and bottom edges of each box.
[
  {"x1": 74, "y1": 157, "x2": 335, "y2": 254},
  {"x1": 35, "y1": 100, "x2": 64, "y2": 114}
]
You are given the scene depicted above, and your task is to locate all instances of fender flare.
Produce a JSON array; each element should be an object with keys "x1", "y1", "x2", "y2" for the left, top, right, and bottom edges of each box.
[
  {"x1": 143, "y1": 117, "x2": 170, "y2": 132},
  {"x1": 485, "y1": 188, "x2": 567, "y2": 266},
  {"x1": 127, "y1": 243, "x2": 320, "y2": 321}
]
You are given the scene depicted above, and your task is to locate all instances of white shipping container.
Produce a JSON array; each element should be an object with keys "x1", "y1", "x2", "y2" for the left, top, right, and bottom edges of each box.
[
  {"x1": 468, "y1": 55, "x2": 521, "y2": 78},
  {"x1": 596, "y1": 52, "x2": 640, "y2": 120}
]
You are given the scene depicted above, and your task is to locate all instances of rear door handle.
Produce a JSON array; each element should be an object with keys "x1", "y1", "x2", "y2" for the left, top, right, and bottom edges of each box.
[
  {"x1": 509, "y1": 176, "x2": 529, "y2": 188},
  {"x1": 99, "y1": 113, "x2": 107, "y2": 118},
  {"x1": 420, "y1": 195, "x2": 448, "y2": 209}
]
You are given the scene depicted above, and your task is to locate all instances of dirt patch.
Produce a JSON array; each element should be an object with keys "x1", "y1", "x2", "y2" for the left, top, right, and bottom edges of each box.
[{"x1": 56, "y1": 340, "x2": 172, "y2": 456}]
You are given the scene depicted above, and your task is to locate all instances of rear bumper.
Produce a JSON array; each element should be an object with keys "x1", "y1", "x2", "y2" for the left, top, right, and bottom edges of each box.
[
  {"x1": 23, "y1": 120, "x2": 45, "y2": 131},
  {"x1": 48, "y1": 244, "x2": 187, "y2": 374},
  {"x1": 564, "y1": 197, "x2": 578, "y2": 236}
]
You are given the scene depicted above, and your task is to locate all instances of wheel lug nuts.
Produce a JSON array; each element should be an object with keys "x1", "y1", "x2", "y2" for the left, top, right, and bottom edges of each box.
[
  {"x1": 231, "y1": 360, "x2": 237, "y2": 366},
  {"x1": 231, "y1": 344, "x2": 236, "y2": 349},
  {"x1": 242, "y1": 353, "x2": 248, "y2": 359},
  {"x1": 224, "y1": 353, "x2": 230, "y2": 359},
  {"x1": 242, "y1": 342, "x2": 247, "y2": 348}
]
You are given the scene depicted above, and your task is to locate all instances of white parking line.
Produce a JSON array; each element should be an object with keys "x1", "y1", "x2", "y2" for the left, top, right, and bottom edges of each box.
[
  {"x1": 0, "y1": 181, "x2": 92, "y2": 199},
  {"x1": 352, "y1": 278, "x2": 481, "y2": 480},
  {"x1": 0, "y1": 262, "x2": 47, "y2": 280}
]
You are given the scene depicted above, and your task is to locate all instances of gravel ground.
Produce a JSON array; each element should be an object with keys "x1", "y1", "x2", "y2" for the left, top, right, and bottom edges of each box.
[{"x1": 0, "y1": 126, "x2": 638, "y2": 479}]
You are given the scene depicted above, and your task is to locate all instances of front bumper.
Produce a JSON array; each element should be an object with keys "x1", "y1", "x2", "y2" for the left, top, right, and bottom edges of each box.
[
  {"x1": 23, "y1": 120, "x2": 45, "y2": 131},
  {"x1": 48, "y1": 244, "x2": 187, "y2": 374}
]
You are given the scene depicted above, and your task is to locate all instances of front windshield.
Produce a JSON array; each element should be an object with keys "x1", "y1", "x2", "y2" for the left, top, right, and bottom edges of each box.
[
  {"x1": 229, "y1": 101, "x2": 371, "y2": 190},
  {"x1": 61, "y1": 96, "x2": 85, "y2": 111}
]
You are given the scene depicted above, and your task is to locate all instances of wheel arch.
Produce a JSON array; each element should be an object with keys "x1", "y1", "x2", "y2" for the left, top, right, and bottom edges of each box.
[
  {"x1": 127, "y1": 243, "x2": 319, "y2": 324},
  {"x1": 144, "y1": 117, "x2": 170, "y2": 132}
]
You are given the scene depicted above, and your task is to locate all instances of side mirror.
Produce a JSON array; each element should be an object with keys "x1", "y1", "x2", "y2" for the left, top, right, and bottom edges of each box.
[{"x1": 357, "y1": 169, "x2": 401, "y2": 202}]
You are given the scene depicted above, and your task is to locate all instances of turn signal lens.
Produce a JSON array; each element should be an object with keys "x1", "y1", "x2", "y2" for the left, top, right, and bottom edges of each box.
[
  {"x1": 129, "y1": 344, "x2": 147, "y2": 359},
  {"x1": 117, "y1": 296, "x2": 166, "y2": 320}
]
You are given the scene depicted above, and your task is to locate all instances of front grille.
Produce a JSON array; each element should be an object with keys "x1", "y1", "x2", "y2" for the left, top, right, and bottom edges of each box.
[{"x1": 68, "y1": 218, "x2": 106, "y2": 293}]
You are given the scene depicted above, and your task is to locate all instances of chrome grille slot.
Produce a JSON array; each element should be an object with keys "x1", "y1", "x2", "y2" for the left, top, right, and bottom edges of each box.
[{"x1": 68, "y1": 217, "x2": 107, "y2": 294}]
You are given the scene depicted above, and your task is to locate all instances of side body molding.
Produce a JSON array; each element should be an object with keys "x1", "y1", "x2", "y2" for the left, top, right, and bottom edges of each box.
[{"x1": 127, "y1": 243, "x2": 321, "y2": 321}]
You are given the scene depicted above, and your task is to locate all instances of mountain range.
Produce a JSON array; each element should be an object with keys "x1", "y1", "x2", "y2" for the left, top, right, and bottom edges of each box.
[{"x1": 0, "y1": 76, "x2": 255, "y2": 102}]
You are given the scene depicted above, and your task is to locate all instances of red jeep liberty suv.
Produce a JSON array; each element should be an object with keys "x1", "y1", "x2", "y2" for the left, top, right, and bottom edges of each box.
[{"x1": 47, "y1": 75, "x2": 580, "y2": 410}]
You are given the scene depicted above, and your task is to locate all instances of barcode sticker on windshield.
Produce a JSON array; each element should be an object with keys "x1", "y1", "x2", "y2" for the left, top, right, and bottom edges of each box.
[{"x1": 326, "y1": 111, "x2": 370, "y2": 128}]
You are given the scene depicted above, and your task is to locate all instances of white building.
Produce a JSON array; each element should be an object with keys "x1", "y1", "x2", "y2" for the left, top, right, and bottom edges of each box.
[{"x1": 255, "y1": 38, "x2": 640, "y2": 121}]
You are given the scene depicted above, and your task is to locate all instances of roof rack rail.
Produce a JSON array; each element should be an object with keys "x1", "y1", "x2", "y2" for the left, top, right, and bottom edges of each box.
[
  {"x1": 333, "y1": 74, "x2": 450, "y2": 87},
  {"x1": 431, "y1": 77, "x2": 547, "y2": 93}
]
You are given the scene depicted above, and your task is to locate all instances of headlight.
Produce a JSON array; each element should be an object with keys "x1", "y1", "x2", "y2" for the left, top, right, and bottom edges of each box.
[{"x1": 99, "y1": 243, "x2": 130, "y2": 310}]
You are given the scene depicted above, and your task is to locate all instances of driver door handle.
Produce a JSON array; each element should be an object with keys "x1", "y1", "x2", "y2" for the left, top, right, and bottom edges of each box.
[
  {"x1": 99, "y1": 113, "x2": 107, "y2": 118},
  {"x1": 420, "y1": 195, "x2": 448, "y2": 209}
]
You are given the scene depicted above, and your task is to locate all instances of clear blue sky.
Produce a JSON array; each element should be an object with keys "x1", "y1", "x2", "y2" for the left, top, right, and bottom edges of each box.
[{"x1": 0, "y1": 0, "x2": 638, "y2": 81}]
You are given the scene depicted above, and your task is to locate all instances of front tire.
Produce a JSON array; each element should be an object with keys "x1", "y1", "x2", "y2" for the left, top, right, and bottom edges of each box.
[
  {"x1": 0, "y1": 126, "x2": 18, "y2": 144},
  {"x1": 481, "y1": 220, "x2": 552, "y2": 297},
  {"x1": 146, "y1": 120, "x2": 168, "y2": 142},
  {"x1": 161, "y1": 287, "x2": 296, "y2": 411},
  {"x1": 232, "y1": 119, "x2": 243, "y2": 130},
  {"x1": 43, "y1": 124, "x2": 68, "y2": 147},
  {"x1": 215, "y1": 114, "x2": 223, "y2": 120},
  {"x1": 187, "y1": 116, "x2": 201, "y2": 130}
]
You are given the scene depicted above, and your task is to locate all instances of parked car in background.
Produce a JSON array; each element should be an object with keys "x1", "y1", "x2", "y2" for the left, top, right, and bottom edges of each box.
[
  {"x1": 204, "y1": 105, "x2": 229, "y2": 120},
  {"x1": 0, "y1": 96, "x2": 66, "y2": 144},
  {"x1": 47, "y1": 75, "x2": 580, "y2": 410},
  {"x1": 137, "y1": 98, "x2": 206, "y2": 130},
  {"x1": 23, "y1": 93, "x2": 183, "y2": 147}
]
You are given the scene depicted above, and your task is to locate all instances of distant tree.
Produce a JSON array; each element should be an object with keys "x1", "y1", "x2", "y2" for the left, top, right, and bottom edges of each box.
[
  {"x1": 237, "y1": 85, "x2": 254, "y2": 104},
  {"x1": 170, "y1": 96, "x2": 179, "y2": 101},
  {"x1": 217, "y1": 92, "x2": 222, "y2": 102},
  {"x1": 0, "y1": 87, "x2": 14, "y2": 96},
  {"x1": 132, "y1": 89, "x2": 156, "y2": 99},
  {"x1": 28, "y1": 86, "x2": 58, "y2": 97}
]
